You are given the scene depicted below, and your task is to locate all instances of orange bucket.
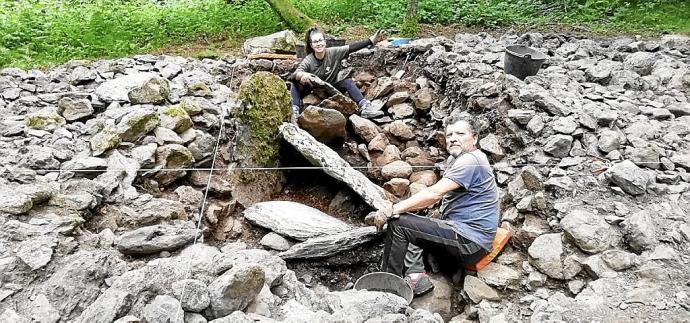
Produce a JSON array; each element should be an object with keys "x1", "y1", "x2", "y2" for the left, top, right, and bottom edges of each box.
[{"x1": 465, "y1": 226, "x2": 512, "y2": 271}]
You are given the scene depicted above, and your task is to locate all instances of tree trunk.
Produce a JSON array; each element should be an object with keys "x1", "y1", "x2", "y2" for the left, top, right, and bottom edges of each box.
[
  {"x1": 400, "y1": 0, "x2": 420, "y2": 37},
  {"x1": 264, "y1": 0, "x2": 315, "y2": 33}
]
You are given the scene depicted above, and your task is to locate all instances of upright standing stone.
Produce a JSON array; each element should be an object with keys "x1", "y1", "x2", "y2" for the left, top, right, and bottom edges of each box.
[{"x1": 228, "y1": 72, "x2": 292, "y2": 206}]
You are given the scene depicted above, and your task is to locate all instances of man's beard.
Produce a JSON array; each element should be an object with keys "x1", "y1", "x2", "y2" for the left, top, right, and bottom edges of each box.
[{"x1": 448, "y1": 146, "x2": 462, "y2": 157}]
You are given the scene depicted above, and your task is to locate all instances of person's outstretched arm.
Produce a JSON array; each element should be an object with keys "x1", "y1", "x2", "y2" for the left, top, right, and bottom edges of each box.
[
  {"x1": 348, "y1": 39, "x2": 373, "y2": 53},
  {"x1": 347, "y1": 29, "x2": 387, "y2": 54}
]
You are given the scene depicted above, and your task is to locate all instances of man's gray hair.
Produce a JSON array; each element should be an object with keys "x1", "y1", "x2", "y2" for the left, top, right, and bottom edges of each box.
[{"x1": 444, "y1": 112, "x2": 481, "y2": 136}]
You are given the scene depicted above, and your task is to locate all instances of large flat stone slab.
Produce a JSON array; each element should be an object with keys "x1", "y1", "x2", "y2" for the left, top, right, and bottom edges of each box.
[
  {"x1": 243, "y1": 201, "x2": 351, "y2": 241},
  {"x1": 278, "y1": 227, "x2": 380, "y2": 259},
  {"x1": 280, "y1": 123, "x2": 389, "y2": 210}
]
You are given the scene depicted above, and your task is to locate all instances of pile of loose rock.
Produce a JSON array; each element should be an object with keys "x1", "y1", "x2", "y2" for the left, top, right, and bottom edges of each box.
[{"x1": 1, "y1": 30, "x2": 690, "y2": 322}]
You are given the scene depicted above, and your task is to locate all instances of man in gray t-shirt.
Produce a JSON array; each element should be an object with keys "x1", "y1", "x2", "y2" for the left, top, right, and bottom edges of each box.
[
  {"x1": 369, "y1": 115, "x2": 499, "y2": 296},
  {"x1": 441, "y1": 150, "x2": 499, "y2": 250}
]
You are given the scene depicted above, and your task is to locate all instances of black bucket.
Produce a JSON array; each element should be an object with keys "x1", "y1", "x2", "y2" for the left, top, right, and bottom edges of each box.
[
  {"x1": 354, "y1": 272, "x2": 414, "y2": 304},
  {"x1": 504, "y1": 45, "x2": 547, "y2": 80}
]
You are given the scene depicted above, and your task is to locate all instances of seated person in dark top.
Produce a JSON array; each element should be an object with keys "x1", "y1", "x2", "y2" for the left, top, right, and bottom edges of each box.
[
  {"x1": 289, "y1": 27, "x2": 386, "y2": 121},
  {"x1": 369, "y1": 114, "x2": 500, "y2": 296}
]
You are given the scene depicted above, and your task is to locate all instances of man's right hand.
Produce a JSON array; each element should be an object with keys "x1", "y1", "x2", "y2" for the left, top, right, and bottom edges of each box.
[
  {"x1": 365, "y1": 201, "x2": 394, "y2": 232},
  {"x1": 365, "y1": 211, "x2": 389, "y2": 232}
]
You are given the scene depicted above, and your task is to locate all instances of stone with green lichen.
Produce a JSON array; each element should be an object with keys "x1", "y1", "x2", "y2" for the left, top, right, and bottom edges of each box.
[
  {"x1": 179, "y1": 97, "x2": 204, "y2": 116},
  {"x1": 25, "y1": 109, "x2": 66, "y2": 131},
  {"x1": 118, "y1": 109, "x2": 159, "y2": 142},
  {"x1": 128, "y1": 76, "x2": 170, "y2": 104},
  {"x1": 227, "y1": 71, "x2": 292, "y2": 206},
  {"x1": 187, "y1": 82, "x2": 213, "y2": 97},
  {"x1": 0, "y1": 183, "x2": 59, "y2": 215},
  {"x1": 0, "y1": 193, "x2": 33, "y2": 215},
  {"x1": 234, "y1": 71, "x2": 292, "y2": 167},
  {"x1": 159, "y1": 105, "x2": 193, "y2": 133},
  {"x1": 90, "y1": 126, "x2": 122, "y2": 156},
  {"x1": 20, "y1": 183, "x2": 58, "y2": 204},
  {"x1": 154, "y1": 144, "x2": 195, "y2": 186}
]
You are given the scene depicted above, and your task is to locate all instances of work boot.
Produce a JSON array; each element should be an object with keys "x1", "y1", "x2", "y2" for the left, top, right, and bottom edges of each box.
[
  {"x1": 357, "y1": 99, "x2": 372, "y2": 112},
  {"x1": 357, "y1": 99, "x2": 384, "y2": 118},
  {"x1": 404, "y1": 272, "x2": 434, "y2": 296}
]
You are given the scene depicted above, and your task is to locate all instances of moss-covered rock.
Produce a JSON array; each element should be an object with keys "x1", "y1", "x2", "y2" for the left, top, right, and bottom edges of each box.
[
  {"x1": 0, "y1": 183, "x2": 58, "y2": 215},
  {"x1": 128, "y1": 76, "x2": 170, "y2": 104},
  {"x1": 0, "y1": 192, "x2": 33, "y2": 215},
  {"x1": 90, "y1": 126, "x2": 122, "y2": 156},
  {"x1": 226, "y1": 72, "x2": 292, "y2": 206},
  {"x1": 155, "y1": 144, "x2": 195, "y2": 186},
  {"x1": 159, "y1": 105, "x2": 193, "y2": 133},
  {"x1": 179, "y1": 97, "x2": 204, "y2": 116},
  {"x1": 187, "y1": 82, "x2": 213, "y2": 97},
  {"x1": 118, "y1": 110, "x2": 160, "y2": 142},
  {"x1": 235, "y1": 71, "x2": 292, "y2": 167},
  {"x1": 25, "y1": 110, "x2": 66, "y2": 131}
]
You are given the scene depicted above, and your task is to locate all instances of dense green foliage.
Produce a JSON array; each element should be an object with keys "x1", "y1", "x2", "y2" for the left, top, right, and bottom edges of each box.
[{"x1": 1, "y1": 0, "x2": 688, "y2": 68}]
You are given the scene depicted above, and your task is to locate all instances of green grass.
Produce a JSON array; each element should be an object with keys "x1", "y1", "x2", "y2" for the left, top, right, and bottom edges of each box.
[
  {"x1": 0, "y1": 0, "x2": 688, "y2": 69},
  {"x1": 0, "y1": 0, "x2": 283, "y2": 68}
]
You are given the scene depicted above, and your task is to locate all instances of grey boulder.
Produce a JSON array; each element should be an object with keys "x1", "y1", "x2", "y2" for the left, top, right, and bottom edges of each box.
[
  {"x1": 560, "y1": 209, "x2": 612, "y2": 254},
  {"x1": 243, "y1": 201, "x2": 351, "y2": 241},
  {"x1": 208, "y1": 264, "x2": 265, "y2": 318},
  {"x1": 116, "y1": 222, "x2": 200, "y2": 255}
]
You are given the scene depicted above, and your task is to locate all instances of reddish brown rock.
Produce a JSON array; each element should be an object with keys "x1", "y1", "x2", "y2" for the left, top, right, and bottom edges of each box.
[
  {"x1": 381, "y1": 160, "x2": 413, "y2": 180},
  {"x1": 367, "y1": 133, "x2": 390, "y2": 152},
  {"x1": 366, "y1": 77, "x2": 394, "y2": 100},
  {"x1": 385, "y1": 91, "x2": 410, "y2": 107},
  {"x1": 386, "y1": 120, "x2": 415, "y2": 140},
  {"x1": 409, "y1": 182, "x2": 427, "y2": 195},
  {"x1": 374, "y1": 145, "x2": 402, "y2": 166},
  {"x1": 384, "y1": 178, "x2": 410, "y2": 197},
  {"x1": 410, "y1": 170, "x2": 439, "y2": 186},
  {"x1": 393, "y1": 80, "x2": 418, "y2": 95},
  {"x1": 389, "y1": 103, "x2": 415, "y2": 119},
  {"x1": 349, "y1": 114, "x2": 380, "y2": 142},
  {"x1": 355, "y1": 72, "x2": 376, "y2": 84},
  {"x1": 318, "y1": 93, "x2": 358, "y2": 116}
]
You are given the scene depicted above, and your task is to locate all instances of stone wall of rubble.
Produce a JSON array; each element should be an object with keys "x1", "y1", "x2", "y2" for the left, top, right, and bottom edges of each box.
[{"x1": 1, "y1": 31, "x2": 689, "y2": 322}]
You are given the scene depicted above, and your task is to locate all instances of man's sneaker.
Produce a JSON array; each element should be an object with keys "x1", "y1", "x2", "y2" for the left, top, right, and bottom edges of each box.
[
  {"x1": 404, "y1": 272, "x2": 434, "y2": 296},
  {"x1": 357, "y1": 100, "x2": 384, "y2": 119},
  {"x1": 357, "y1": 99, "x2": 373, "y2": 112}
]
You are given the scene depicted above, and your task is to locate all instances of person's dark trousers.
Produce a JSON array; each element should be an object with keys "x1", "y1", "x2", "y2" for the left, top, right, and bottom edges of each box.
[
  {"x1": 381, "y1": 214, "x2": 488, "y2": 277},
  {"x1": 289, "y1": 81, "x2": 310, "y2": 110},
  {"x1": 333, "y1": 78, "x2": 365, "y2": 105},
  {"x1": 289, "y1": 78, "x2": 365, "y2": 111}
]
